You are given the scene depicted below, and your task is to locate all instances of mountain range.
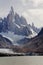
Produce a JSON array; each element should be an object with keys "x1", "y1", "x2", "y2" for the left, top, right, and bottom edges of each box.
[
  {"x1": 0, "y1": 6, "x2": 40, "y2": 36},
  {"x1": 0, "y1": 6, "x2": 42, "y2": 56}
]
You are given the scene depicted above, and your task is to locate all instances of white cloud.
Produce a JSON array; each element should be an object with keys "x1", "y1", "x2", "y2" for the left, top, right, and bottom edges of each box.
[
  {"x1": 22, "y1": 9, "x2": 43, "y2": 28},
  {"x1": 20, "y1": 0, "x2": 43, "y2": 8}
]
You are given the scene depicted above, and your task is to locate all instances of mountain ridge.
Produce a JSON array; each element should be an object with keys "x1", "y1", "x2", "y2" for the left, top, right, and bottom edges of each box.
[{"x1": 0, "y1": 7, "x2": 40, "y2": 37}]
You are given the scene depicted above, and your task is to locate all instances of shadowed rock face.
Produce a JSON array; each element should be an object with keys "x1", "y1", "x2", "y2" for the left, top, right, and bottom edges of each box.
[
  {"x1": 21, "y1": 28, "x2": 43, "y2": 53},
  {"x1": 38, "y1": 28, "x2": 43, "y2": 36},
  {"x1": 17, "y1": 38, "x2": 30, "y2": 45},
  {"x1": 0, "y1": 35, "x2": 13, "y2": 49}
]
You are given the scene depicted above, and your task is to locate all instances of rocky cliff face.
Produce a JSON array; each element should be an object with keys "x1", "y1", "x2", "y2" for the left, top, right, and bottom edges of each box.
[
  {"x1": 21, "y1": 28, "x2": 43, "y2": 53},
  {"x1": 0, "y1": 35, "x2": 13, "y2": 48}
]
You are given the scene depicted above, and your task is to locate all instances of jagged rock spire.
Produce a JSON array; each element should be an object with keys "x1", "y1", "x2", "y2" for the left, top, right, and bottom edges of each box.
[
  {"x1": 7, "y1": 6, "x2": 15, "y2": 22},
  {"x1": 10, "y1": 6, "x2": 14, "y2": 16}
]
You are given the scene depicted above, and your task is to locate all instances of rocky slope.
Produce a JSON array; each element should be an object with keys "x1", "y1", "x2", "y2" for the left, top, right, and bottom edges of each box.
[{"x1": 22, "y1": 28, "x2": 43, "y2": 53}]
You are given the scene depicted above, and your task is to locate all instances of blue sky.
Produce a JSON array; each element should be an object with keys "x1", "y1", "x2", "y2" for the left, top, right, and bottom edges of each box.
[{"x1": 0, "y1": 0, "x2": 43, "y2": 28}]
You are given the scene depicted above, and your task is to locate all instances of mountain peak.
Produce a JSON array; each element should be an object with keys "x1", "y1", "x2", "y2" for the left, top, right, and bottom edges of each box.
[
  {"x1": 10, "y1": 6, "x2": 14, "y2": 19},
  {"x1": 10, "y1": 6, "x2": 14, "y2": 14},
  {"x1": 7, "y1": 6, "x2": 15, "y2": 23}
]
